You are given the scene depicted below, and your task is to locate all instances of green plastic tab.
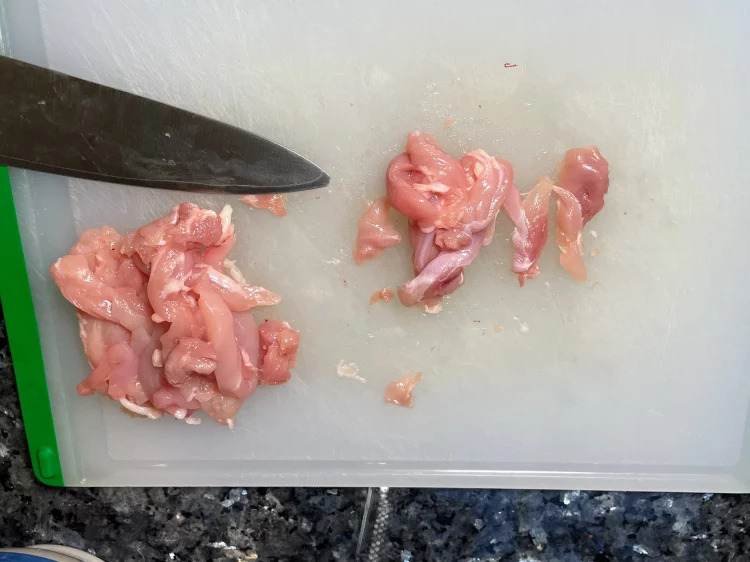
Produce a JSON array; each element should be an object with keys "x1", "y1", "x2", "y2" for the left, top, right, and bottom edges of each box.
[
  {"x1": 36, "y1": 446, "x2": 58, "y2": 479},
  {"x1": 0, "y1": 167, "x2": 64, "y2": 486}
]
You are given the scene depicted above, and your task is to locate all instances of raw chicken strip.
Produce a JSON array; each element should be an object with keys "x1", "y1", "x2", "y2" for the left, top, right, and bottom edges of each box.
[
  {"x1": 353, "y1": 197, "x2": 401, "y2": 265},
  {"x1": 384, "y1": 372, "x2": 422, "y2": 408},
  {"x1": 502, "y1": 184, "x2": 530, "y2": 272},
  {"x1": 198, "y1": 290, "x2": 243, "y2": 395},
  {"x1": 557, "y1": 146, "x2": 610, "y2": 225},
  {"x1": 189, "y1": 265, "x2": 281, "y2": 312},
  {"x1": 398, "y1": 232, "x2": 483, "y2": 307},
  {"x1": 51, "y1": 252, "x2": 151, "y2": 334},
  {"x1": 385, "y1": 132, "x2": 513, "y2": 307},
  {"x1": 553, "y1": 186, "x2": 587, "y2": 282},
  {"x1": 233, "y1": 311, "x2": 260, "y2": 373},
  {"x1": 512, "y1": 177, "x2": 554, "y2": 287},
  {"x1": 240, "y1": 194, "x2": 287, "y2": 216},
  {"x1": 51, "y1": 203, "x2": 300, "y2": 427},
  {"x1": 456, "y1": 152, "x2": 513, "y2": 239}
]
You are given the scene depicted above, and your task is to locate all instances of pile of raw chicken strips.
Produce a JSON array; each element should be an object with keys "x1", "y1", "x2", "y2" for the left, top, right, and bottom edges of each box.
[
  {"x1": 354, "y1": 131, "x2": 610, "y2": 308},
  {"x1": 51, "y1": 203, "x2": 299, "y2": 427}
]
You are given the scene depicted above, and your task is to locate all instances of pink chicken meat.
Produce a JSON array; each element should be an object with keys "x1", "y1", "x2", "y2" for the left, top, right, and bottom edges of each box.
[
  {"x1": 553, "y1": 186, "x2": 587, "y2": 282},
  {"x1": 353, "y1": 197, "x2": 401, "y2": 265},
  {"x1": 557, "y1": 146, "x2": 610, "y2": 225},
  {"x1": 240, "y1": 194, "x2": 287, "y2": 216},
  {"x1": 384, "y1": 372, "x2": 423, "y2": 408},
  {"x1": 366, "y1": 135, "x2": 610, "y2": 299},
  {"x1": 505, "y1": 177, "x2": 554, "y2": 287},
  {"x1": 385, "y1": 131, "x2": 514, "y2": 307},
  {"x1": 506, "y1": 146, "x2": 610, "y2": 285},
  {"x1": 51, "y1": 203, "x2": 300, "y2": 427}
]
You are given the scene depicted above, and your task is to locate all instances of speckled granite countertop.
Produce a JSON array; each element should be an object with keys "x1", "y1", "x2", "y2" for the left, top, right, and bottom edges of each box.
[{"x1": 2, "y1": 320, "x2": 749, "y2": 562}]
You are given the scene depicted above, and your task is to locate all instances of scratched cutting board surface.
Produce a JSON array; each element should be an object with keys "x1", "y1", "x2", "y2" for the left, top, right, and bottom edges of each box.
[{"x1": 5, "y1": 0, "x2": 750, "y2": 489}]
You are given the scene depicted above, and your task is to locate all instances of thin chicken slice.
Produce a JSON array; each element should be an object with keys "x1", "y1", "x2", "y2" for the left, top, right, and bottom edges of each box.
[
  {"x1": 189, "y1": 265, "x2": 281, "y2": 312},
  {"x1": 514, "y1": 177, "x2": 554, "y2": 287},
  {"x1": 553, "y1": 186, "x2": 587, "y2": 282},
  {"x1": 398, "y1": 231, "x2": 483, "y2": 306}
]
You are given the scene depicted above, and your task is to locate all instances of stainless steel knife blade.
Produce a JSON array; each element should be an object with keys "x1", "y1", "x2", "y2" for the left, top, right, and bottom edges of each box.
[{"x1": 0, "y1": 56, "x2": 330, "y2": 194}]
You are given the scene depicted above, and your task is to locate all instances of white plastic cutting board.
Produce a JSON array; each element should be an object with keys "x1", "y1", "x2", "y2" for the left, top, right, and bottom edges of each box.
[{"x1": 4, "y1": 0, "x2": 750, "y2": 490}]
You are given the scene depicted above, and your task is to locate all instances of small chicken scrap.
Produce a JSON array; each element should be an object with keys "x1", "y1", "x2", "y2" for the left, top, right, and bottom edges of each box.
[
  {"x1": 354, "y1": 132, "x2": 610, "y2": 305},
  {"x1": 384, "y1": 372, "x2": 422, "y2": 408},
  {"x1": 369, "y1": 287, "x2": 394, "y2": 304},
  {"x1": 353, "y1": 197, "x2": 401, "y2": 264},
  {"x1": 51, "y1": 203, "x2": 300, "y2": 427},
  {"x1": 240, "y1": 194, "x2": 287, "y2": 216}
]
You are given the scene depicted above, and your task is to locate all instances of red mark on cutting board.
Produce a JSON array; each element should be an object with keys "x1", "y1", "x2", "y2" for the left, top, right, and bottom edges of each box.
[{"x1": 504, "y1": 63, "x2": 518, "y2": 68}]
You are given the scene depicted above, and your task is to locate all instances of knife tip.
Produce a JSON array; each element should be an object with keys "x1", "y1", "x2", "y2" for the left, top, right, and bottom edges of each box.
[{"x1": 313, "y1": 171, "x2": 331, "y2": 190}]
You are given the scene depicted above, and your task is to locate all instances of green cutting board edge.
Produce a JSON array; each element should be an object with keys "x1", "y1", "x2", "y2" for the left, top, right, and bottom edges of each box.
[{"x1": 1, "y1": 166, "x2": 64, "y2": 486}]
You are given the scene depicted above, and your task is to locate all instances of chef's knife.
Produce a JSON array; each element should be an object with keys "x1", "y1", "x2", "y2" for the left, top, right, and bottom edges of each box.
[{"x1": 0, "y1": 56, "x2": 329, "y2": 194}]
